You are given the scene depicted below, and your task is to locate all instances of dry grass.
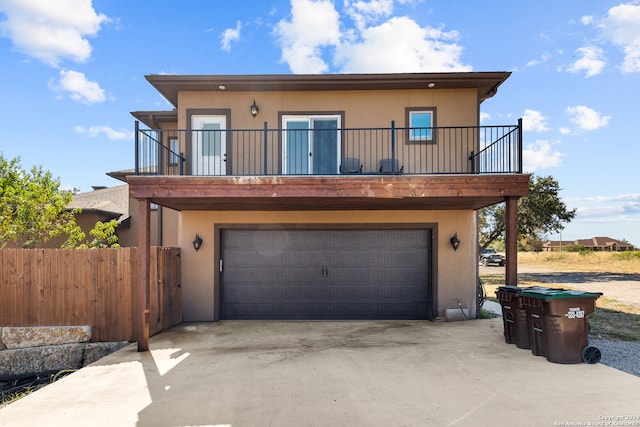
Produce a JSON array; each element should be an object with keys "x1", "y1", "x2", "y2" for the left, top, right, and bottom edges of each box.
[
  {"x1": 481, "y1": 252, "x2": 640, "y2": 341},
  {"x1": 517, "y1": 251, "x2": 640, "y2": 274}
]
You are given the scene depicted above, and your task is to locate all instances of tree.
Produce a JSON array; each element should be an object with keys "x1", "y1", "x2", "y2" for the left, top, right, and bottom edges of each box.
[
  {"x1": 64, "y1": 219, "x2": 120, "y2": 249},
  {"x1": 479, "y1": 175, "x2": 576, "y2": 250},
  {"x1": 0, "y1": 154, "x2": 81, "y2": 248},
  {"x1": 0, "y1": 154, "x2": 119, "y2": 249}
]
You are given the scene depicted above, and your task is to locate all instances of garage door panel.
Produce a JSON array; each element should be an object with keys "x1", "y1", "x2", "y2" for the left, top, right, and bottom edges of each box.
[
  {"x1": 221, "y1": 229, "x2": 431, "y2": 320},
  {"x1": 224, "y1": 267, "x2": 273, "y2": 284},
  {"x1": 325, "y1": 250, "x2": 369, "y2": 266},
  {"x1": 328, "y1": 284, "x2": 371, "y2": 300},
  {"x1": 276, "y1": 267, "x2": 321, "y2": 283},
  {"x1": 328, "y1": 267, "x2": 369, "y2": 283}
]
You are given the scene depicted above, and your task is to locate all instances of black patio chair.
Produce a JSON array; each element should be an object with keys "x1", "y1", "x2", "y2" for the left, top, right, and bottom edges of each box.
[
  {"x1": 379, "y1": 158, "x2": 404, "y2": 174},
  {"x1": 340, "y1": 157, "x2": 363, "y2": 174}
]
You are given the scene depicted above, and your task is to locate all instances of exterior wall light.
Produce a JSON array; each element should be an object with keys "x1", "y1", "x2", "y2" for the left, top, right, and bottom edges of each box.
[
  {"x1": 193, "y1": 234, "x2": 203, "y2": 252},
  {"x1": 250, "y1": 100, "x2": 259, "y2": 118},
  {"x1": 450, "y1": 233, "x2": 460, "y2": 251}
]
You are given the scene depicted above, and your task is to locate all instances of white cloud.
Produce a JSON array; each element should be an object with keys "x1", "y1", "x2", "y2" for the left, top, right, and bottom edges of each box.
[
  {"x1": 0, "y1": 0, "x2": 109, "y2": 67},
  {"x1": 522, "y1": 109, "x2": 549, "y2": 132},
  {"x1": 74, "y1": 125, "x2": 132, "y2": 140},
  {"x1": 591, "y1": 3, "x2": 640, "y2": 73},
  {"x1": 566, "y1": 194, "x2": 640, "y2": 223},
  {"x1": 566, "y1": 105, "x2": 610, "y2": 131},
  {"x1": 480, "y1": 112, "x2": 491, "y2": 123},
  {"x1": 50, "y1": 69, "x2": 106, "y2": 104},
  {"x1": 274, "y1": 0, "x2": 471, "y2": 74},
  {"x1": 335, "y1": 16, "x2": 471, "y2": 73},
  {"x1": 274, "y1": 0, "x2": 341, "y2": 73},
  {"x1": 522, "y1": 140, "x2": 564, "y2": 172},
  {"x1": 526, "y1": 52, "x2": 551, "y2": 68},
  {"x1": 566, "y1": 193, "x2": 640, "y2": 204},
  {"x1": 221, "y1": 21, "x2": 242, "y2": 52},
  {"x1": 566, "y1": 46, "x2": 606, "y2": 77},
  {"x1": 581, "y1": 16, "x2": 594, "y2": 26},
  {"x1": 345, "y1": 0, "x2": 394, "y2": 31}
]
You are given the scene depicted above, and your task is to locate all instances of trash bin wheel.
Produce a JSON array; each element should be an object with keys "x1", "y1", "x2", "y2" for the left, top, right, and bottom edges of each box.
[{"x1": 581, "y1": 346, "x2": 601, "y2": 364}]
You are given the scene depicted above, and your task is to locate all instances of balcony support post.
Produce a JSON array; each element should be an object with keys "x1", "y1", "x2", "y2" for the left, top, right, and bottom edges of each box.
[
  {"x1": 505, "y1": 196, "x2": 519, "y2": 286},
  {"x1": 136, "y1": 197, "x2": 151, "y2": 351}
]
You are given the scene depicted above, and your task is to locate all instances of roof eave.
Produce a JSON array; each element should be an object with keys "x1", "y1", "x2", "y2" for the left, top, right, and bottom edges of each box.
[{"x1": 145, "y1": 72, "x2": 512, "y2": 107}]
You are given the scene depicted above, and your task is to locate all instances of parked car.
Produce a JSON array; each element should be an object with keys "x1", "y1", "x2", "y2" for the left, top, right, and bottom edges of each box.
[
  {"x1": 479, "y1": 249, "x2": 496, "y2": 259},
  {"x1": 480, "y1": 253, "x2": 504, "y2": 267}
]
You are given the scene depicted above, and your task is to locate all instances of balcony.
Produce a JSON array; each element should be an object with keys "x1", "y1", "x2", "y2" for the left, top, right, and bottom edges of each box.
[{"x1": 134, "y1": 120, "x2": 522, "y2": 177}]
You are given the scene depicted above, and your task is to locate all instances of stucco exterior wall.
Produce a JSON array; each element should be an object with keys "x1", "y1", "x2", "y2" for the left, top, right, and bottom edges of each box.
[
  {"x1": 174, "y1": 88, "x2": 479, "y2": 175},
  {"x1": 178, "y1": 88, "x2": 478, "y2": 129},
  {"x1": 177, "y1": 210, "x2": 477, "y2": 322}
]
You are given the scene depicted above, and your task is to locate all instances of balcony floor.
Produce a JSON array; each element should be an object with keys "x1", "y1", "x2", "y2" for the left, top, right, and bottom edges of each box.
[{"x1": 127, "y1": 174, "x2": 530, "y2": 211}]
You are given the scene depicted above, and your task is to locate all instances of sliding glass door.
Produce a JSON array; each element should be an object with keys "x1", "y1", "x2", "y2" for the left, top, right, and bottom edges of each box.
[{"x1": 283, "y1": 115, "x2": 340, "y2": 175}]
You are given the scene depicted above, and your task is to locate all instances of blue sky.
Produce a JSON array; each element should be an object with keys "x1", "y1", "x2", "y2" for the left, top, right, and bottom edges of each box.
[{"x1": 0, "y1": 0, "x2": 639, "y2": 245}]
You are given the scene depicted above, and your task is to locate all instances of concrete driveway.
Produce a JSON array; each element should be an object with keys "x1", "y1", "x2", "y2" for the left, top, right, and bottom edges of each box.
[{"x1": 1, "y1": 319, "x2": 639, "y2": 427}]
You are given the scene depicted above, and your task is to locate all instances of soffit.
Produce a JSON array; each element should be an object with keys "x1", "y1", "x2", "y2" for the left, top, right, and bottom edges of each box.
[{"x1": 145, "y1": 72, "x2": 511, "y2": 108}]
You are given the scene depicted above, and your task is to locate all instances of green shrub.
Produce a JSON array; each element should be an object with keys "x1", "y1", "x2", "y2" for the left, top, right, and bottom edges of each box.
[{"x1": 613, "y1": 250, "x2": 640, "y2": 261}]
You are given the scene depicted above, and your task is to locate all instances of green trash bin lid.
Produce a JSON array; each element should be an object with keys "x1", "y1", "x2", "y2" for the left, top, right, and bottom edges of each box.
[{"x1": 521, "y1": 288, "x2": 602, "y2": 299}]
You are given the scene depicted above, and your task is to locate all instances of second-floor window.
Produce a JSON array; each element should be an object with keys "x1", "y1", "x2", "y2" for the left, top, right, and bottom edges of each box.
[{"x1": 407, "y1": 107, "x2": 436, "y2": 143}]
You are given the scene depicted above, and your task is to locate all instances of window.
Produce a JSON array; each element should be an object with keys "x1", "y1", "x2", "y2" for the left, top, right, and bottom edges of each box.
[
  {"x1": 168, "y1": 137, "x2": 180, "y2": 165},
  {"x1": 407, "y1": 107, "x2": 436, "y2": 143}
]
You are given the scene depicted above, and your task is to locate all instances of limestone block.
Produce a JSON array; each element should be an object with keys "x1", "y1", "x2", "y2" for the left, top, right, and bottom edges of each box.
[
  {"x1": 0, "y1": 344, "x2": 84, "y2": 377},
  {"x1": 82, "y1": 341, "x2": 130, "y2": 366},
  {"x1": 1, "y1": 326, "x2": 91, "y2": 349}
]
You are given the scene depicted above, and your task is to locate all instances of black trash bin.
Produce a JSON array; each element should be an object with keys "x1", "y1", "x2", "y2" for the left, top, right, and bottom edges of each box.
[
  {"x1": 496, "y1": 286, "x2": 530, "y2": 349},
  {"x1": 520, "y1": 288, "x2": 602, "y2": 364}
]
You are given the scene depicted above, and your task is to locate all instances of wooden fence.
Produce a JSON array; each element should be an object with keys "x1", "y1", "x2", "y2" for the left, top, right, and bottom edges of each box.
[{"x1": 0, "y1": 247, "x2": 181, "y2": 342}]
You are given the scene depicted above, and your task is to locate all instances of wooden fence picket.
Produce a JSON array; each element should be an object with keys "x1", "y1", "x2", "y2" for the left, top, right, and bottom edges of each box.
[{"x1": 0, "y1": 247, "x2": 181, "y2": 342}]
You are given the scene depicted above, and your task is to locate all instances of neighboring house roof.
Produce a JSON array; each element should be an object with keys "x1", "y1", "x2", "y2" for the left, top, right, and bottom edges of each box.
[
  {"x1": 543, "y1": 237, "x2": 635, "y2": 250},
  {"x1": 590, "y1": 236, "x2": 634, "y2": 248},
  {"x1": 69, "y1": 185, "x2": 130, "y2": 224},
  {"x1": 144, "y1": 72, "x2": 511, "y2": 108},
  {"x1": 543, "y1": 240, "x2": 574, "y2": 248}
]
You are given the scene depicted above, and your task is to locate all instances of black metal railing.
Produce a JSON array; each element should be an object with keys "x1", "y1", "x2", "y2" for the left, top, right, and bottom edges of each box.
[{"x1": 134, "y1": 120, "x2": 522, "y2": 176}]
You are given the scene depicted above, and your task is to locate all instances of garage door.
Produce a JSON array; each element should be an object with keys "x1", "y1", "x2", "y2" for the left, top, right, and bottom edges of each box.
[{"x1": 220, "y1": 229, "x2": 431, "y2": 320}]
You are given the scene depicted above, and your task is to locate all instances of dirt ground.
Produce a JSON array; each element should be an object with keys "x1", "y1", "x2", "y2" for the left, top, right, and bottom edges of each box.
[{"x1": 480, "y1": 265, "x2": 640, "y2": 310}]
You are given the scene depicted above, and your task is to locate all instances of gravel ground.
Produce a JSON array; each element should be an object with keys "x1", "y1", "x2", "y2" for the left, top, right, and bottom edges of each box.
[
  {"x1": 483, "y1": 301, "x2": 640, "y2": 377},
  {"x1": 481, "y1": 265, "x2": 640, "y2": 377},
  {"x1": 589, "y1": 338, "x2": 640, "y2": 377}
]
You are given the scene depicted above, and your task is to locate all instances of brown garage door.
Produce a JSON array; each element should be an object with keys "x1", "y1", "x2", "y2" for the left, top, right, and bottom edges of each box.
[{"x1": 220, "y1": 229, "x2": 431, "y2": 320}]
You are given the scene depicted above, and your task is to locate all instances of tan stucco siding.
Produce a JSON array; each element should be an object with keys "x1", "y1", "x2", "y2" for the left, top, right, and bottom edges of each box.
[
  {"x1": 178, "y1": 88, "x2": 477, "y2": 128},
  {"x1": 177, "y1": 89, "x2": 479, "y2": 175},
  {"x1": 159, "y1": 207, "x2": 180, "y2": 247},
  {"x1": 178, "y1": 209, "x2": 477, "y2": 321}
]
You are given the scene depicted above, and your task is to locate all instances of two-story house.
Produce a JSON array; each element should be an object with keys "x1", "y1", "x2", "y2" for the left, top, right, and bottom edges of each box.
[{"x1": 128, "y1": 72, "x2": 529, "y2": 350}]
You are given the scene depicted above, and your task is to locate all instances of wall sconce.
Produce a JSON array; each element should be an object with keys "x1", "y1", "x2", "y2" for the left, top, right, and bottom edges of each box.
[
  {"x1": 250, "y1": 99, "x2": 259, "y2": 118},
  {"x1": 450, "y1": 233, "x2": 460, "y2": 251},
  {"x1": 193, "y1": 234, "x2": 203, "y2": 252}
]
